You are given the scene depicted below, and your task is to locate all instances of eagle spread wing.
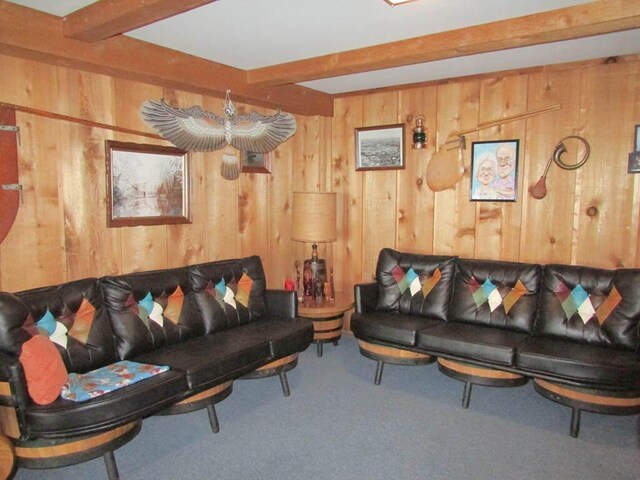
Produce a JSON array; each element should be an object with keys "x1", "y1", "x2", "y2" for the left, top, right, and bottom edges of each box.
[{"x1": 140, "y1": 98, "x2": 297, "y2": 153}]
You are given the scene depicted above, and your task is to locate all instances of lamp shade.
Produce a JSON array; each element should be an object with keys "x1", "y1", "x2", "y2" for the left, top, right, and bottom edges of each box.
[{"x1": 291, "y1": 192, "x2": 337, "y2": 243}]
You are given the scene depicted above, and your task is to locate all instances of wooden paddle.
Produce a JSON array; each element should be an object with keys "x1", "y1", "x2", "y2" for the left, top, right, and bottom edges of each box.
[{"x1": 426, "y1": 104, "x2": 561, "y2": 192}]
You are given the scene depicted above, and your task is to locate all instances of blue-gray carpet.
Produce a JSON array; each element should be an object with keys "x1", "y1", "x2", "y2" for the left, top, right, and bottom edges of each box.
[{"x1": 14, "y1": 335, "x2": 640, "y2": 480}]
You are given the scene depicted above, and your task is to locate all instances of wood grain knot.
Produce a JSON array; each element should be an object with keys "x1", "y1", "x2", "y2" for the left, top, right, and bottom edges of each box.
[
  {"x1": 586, "y1": 206, "x2": 598, "y2": 217},
  {"x1": 416, "y1": 178, "x2": 423, "y2": 186}
]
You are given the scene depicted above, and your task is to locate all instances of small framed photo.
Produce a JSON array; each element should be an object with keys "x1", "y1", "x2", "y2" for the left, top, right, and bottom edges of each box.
[
  {"x1": 241, "y1": 151, "x2": 271, "y2": 174},
  {"x1": 629, "y1": 152, "x2": 640, "y2": 174},
  {"x1": 355, "y1": 124, "x2": 405, "y2": 171},
  {"x1": 635, "y1": 124, "x2": 640, "y2": 152},
  {"x1": 105, "y1": 140, "x2": 191, "y2": 228},
  {"x1": 470, "y1": 140, "x2": 519, "y2": 202}
]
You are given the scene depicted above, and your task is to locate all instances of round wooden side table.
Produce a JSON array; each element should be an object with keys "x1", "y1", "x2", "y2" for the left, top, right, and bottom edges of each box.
[{"x1": 298, "y1": 292, "x2": 354, "y2": 357}]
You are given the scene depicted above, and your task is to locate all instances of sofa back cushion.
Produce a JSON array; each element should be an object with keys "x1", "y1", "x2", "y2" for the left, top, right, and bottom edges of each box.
[
  {"x1": 0, "y1": 278, "x2": 116, "y2": 373},
  {"x1": 449, "y1": 259, "x2": 541, "y2": 333},
  {"x1": 101, "y1": 266, "x2": 197, "y2": 360},
  {"x1": 375, "y1": 248, "x2": 457, "y2": 321},
  {"x1": 188, "y1": 256, "x2": 267, "y2": 334},
  {"x1": 536, "y1": 264, "x2": 640, "y2": 350}
]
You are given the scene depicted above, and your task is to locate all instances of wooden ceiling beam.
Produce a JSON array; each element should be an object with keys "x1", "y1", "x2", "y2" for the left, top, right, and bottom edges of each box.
[
  {"x1": 247, "y1": 0, "x2": 640, "y2": 87},
  {"x1": 0, "y1": 2, "x2": 332, "y2": 117},
  {"x1": 62, "y1": 0, "x2": 218, "y2": 42}
]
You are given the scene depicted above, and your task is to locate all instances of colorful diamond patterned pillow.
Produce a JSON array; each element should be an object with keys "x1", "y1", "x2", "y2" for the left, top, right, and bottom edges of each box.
[
  {"x1": 374, "y1": 250, "x2": 457, "y2": 320},
  {"x1": 554, "y1": 280, "x2": 621, "y2": 325},
  {"x1": 35, "y1": 297, "x2": 98, "y2": 349},
  {"x1": 468, "y1": 277, "x2": 528, "y2": 314},
  {"x1": 207, "y1": 273, "x2": 253, "y2": 311},
  {"x1": 391, "y1": 265, "x2": 443, "y2": 299}
]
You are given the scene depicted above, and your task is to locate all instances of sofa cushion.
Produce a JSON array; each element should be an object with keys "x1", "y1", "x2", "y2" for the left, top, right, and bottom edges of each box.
[
  {"x1": 231, "y1": 318, "x2": 314, "y2": 359},
  {"x1": 535, "y1": 264, "x2": 640, "y2": 350},
  {"x1": 25, "y1": 368, "x2": 186, "y2": 438},
  {"x1": 374, "y1": 248, "x2": 457, "y2": 320},
  {"x1": 416, "y1": 322, "x2": 529, "y2": 366},
  {"x1": 188, "y1": 256, "x2": 268, "y2": 334},
  {"x1": 449, "y1": 259, "x2": 541, "y2": 333},
  {"x1": 516, "y1": 336, "x2": 640, "y2": 388},
  {"x1": 351, "y1": 311, "x2": 442, "y2": 347},
  {"x1": 133, "y1": 329, "x2": 271, "y2": 390},
  {"x1": 101, "y1": 266, "x2": 199, "y2": 360},
  {"x1": 0, "y1": 279, "x2": 117, "y2": 373}
]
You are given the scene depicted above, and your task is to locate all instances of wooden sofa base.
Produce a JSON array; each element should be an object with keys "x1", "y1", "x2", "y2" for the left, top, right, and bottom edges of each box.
[
  {"x1": 241, "y1": 354, "x2": 299, "y2": 397},
  {"x1": 158, "y1": 381, "x2": 233, "y2": 434},
  {"x1": 13, "y1": 420, "x2": 141, "y2": 480},
  {"x1": 437, "y1": 358, "x2": 528, "y2": 409},
  {"x1": 358, "y1": 340, "x2": 434, "y2": 385},
  {"x1": 0, "y1": 433, "x2": 14, "y2": 480},
  {"x1": 534, "y1": 379, "x2": 640, "y2": 438}
]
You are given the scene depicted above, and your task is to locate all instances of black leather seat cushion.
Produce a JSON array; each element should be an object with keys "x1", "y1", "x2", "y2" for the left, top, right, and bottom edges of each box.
[
  {"x1": 516, "y1": 336, "x2": 640, "y2": 388},
  {"x1": 25, "y1": 369, "x2": 186, "y2": 438},
  {"x1": 351, "y1": 311, "x2": 442, "y2": 347},
  {"x1": 416, "y1": 322, "x2": 529, "y2": 366},
  {"x1": 231, "y1": 318, "x2": 313, "y2": 358},
  {"x1": 133, "y1": 330, "x2": 271, "y2": 390}
]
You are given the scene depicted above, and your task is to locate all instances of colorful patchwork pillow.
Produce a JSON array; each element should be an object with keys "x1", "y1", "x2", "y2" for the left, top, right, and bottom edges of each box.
[
  {"x1": 375, "y1": 249, "x2": 457, "y2": 320},
  {"x1": 538, "y1": 265, "x2": 640, "y2": 350},
  {"x1": 449, "y1": 259, "x2": 541, "y2": 332},
  {"x1": 61, "y1": 361, "x2": 169, "y2": 402},
  {"x1": 19, "y1": 335, "x2": 68, "y2": 405},
  {"x1": 468, "y1": 277, "x2": 529, "y2": 314},
  {"x1": 553, "y1": 280, "x2": 621, "y2": 326}
]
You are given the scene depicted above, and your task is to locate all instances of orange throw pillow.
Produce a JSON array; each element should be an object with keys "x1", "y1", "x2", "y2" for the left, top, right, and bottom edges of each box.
[{"x1": 19, "y1": 335, "x2": 68, "y2": 405}]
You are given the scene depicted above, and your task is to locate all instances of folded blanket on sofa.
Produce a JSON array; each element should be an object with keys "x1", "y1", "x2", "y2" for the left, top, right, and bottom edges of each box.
[{"x1": 61, "y1": 361, "x2": 169, "y2": 402}]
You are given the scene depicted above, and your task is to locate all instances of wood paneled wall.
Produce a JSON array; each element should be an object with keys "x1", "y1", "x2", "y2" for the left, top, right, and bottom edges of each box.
[
  {"x1": 331, "y1": 59, "x2": 640, "y2": 292},
  {"x1": 0, "y1": 54, "x2": 329, "y2": 292},
  {"x1": 0, "y1": 54, "x2": 639, "y2": 297}
]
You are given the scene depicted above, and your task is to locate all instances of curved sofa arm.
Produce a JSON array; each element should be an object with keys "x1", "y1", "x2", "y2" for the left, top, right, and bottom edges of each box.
[
  {"x1": 264, "y1": 289, "x2": 297, "y2": 319},
  {"x1": 0, "y1": 350, "x2": 29, "y2": 440},
  {"x1": 354, "y1": 282, "x2": 378, "y2": 314}
]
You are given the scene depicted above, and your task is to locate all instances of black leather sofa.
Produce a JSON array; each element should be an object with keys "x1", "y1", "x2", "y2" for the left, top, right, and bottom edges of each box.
[
  {"x1": 351, "y1": 248, "x2": 640, "y2": 437},
  {"x1": 0, "y1": 255, "x2": 313, "y2": 479}
]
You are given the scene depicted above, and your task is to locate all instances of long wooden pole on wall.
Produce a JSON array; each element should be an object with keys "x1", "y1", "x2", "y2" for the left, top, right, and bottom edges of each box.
[{"x1": 0, "y1": 102, "x2": 162, "y2": 140}]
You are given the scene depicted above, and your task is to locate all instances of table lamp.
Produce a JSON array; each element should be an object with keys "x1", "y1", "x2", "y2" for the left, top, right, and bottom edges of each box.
[{"x1": 292, "y1": 191, "x2": 337, "y2": 298}]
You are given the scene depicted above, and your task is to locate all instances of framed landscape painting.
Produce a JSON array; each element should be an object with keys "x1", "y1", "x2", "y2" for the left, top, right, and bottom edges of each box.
[
  {"x1": 105, "y1": 140, "x2": 191, "y2": 227},
  {"x1": 355, "y1": 124, "x2": 405, "y2": 171}
]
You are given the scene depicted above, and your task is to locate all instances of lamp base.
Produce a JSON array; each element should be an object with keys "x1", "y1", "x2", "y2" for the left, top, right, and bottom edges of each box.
[{"x1": 302, "y1": 257, "x2": 327, "y2": 298}]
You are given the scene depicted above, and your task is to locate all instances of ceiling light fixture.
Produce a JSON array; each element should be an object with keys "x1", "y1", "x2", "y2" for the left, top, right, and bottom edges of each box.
[{"x1": 384, "y1": 0, "x2": 419, "y2": 6}]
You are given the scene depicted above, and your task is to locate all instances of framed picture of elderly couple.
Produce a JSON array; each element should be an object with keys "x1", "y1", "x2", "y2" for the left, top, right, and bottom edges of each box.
[{"x1": 470, "y1": 139, "x2": 519, "y2": 202}]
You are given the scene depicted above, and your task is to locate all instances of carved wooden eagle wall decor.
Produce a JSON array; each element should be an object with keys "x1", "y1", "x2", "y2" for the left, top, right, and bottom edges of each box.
[{"x1": 140, "y1": 91, "x2": 297, "y2": 180}]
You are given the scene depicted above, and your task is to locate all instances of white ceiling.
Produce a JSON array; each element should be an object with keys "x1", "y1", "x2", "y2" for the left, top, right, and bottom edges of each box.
[{"x1": 7, "y1": 0, "x2": 640, "y2": 95}]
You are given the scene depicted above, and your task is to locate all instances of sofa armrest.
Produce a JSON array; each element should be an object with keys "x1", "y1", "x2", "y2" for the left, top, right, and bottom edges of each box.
[
  {"x1": 354, "y1": 282, "x2": 378, "y2": 314},
  {"x1": 0, "y1": 350, "x2": 30, "y2": 440},
  {"x1": 264, "y1": 289, "x2": 298, "y2": 319}
]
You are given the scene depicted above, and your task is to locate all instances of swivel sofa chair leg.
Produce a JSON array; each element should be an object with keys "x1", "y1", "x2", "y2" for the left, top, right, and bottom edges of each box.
[
  {"x1": 570, "y1": 407, "x2": 581, "y2": 438},
  {"x1": 317, "y1": 341, "x2": 323, "y2": 357},
  {"x1": 374, "y1": 361, "x2": 384, "y2": 385},
  {"x1": 462, "y1": 382, "x2": 472, "y2": 409},
  {"x1": 103, "y1": 451, "x2": 120, "y2": 480},
  {"x1": 206, "y1": 402, "x2": 220, "y2": 433},
  {"x1": 279, "y1": 372, "x2": 291, "y2": 397}
]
